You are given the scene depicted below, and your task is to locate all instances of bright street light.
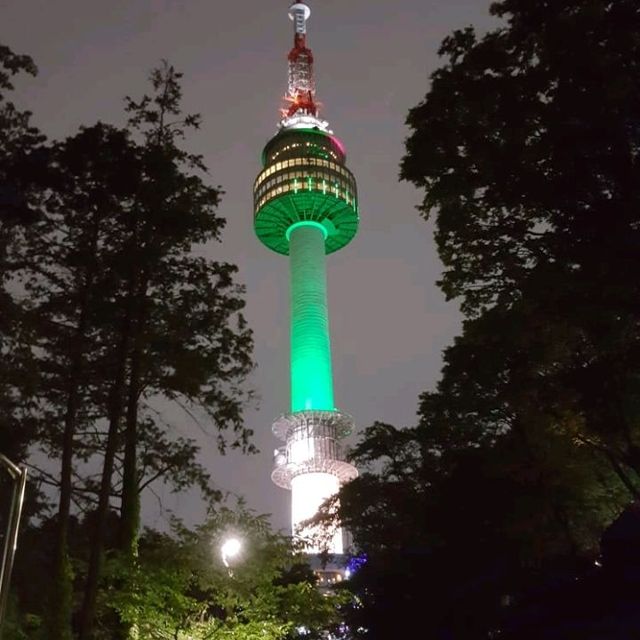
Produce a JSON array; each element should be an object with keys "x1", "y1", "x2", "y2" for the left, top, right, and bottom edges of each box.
[{"x1": 220, "y1": 537, "x2": 242, "y2": 570}]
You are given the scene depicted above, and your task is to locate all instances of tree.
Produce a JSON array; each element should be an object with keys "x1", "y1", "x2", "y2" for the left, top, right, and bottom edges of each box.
[
  {"x1": 331, "y1": 3, "x2": 640, "y2": 635},
  {"x1": 74, "y1": 63, "x2": 254, "y2": 639},
  {"x1": 401, "y1": 0, "x2": 640, "y2": 493},
  {"x1": 329, "y1": 385, "x2": 628, "y2": 638},
  {"x1": 326, "y1": 294, "x2": 631, "y2": 638},
  {"x1": 0, "y1": 43, "x2": 42, "y2": 232},
  {"x1": 28, "y1": 124, "x2": 144, "y2": 640},
  {"x1": 0, "y1": 56, "x2": 253, "y2": 637},
  {"x1": 0, "y1": 43, "x2": 44, "y2": 488},
  {"x1": 0, "y1": 46, "x2": 49, "y2": 637}
]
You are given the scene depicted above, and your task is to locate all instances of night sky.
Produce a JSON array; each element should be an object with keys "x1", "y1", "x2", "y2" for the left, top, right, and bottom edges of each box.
[{"x1": 3, "y1": 0, "x2": 497, "y2": 533}]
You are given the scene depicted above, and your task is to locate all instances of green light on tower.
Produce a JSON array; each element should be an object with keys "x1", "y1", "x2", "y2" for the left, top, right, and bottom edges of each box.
[
  {"x1": 288, "y1": 222, "x2": 333, "y2": 412},
  {"x1": 253, "y1": 128, "x2": 359, "y2": 413}
]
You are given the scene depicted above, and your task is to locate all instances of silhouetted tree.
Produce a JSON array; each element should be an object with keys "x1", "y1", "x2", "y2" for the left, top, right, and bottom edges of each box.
[
  {"x1": 0, "y1": 52, "x2": 253, "y2": 638},
  {"x1": 20, "y1": 124, "x2": 143, "y2": 640},
  {"x1": 331, "y1": 2, "x2": 640, "y2": 636},
  {"x1": 401, "y1": 0, "x2": 640, "y2": 483},
  {"x1": 77, "y1": 63, "x2": 254, "y2": 640},
  {"x1": 0, "y1": 44, "x2": 44, "y2": 480}
]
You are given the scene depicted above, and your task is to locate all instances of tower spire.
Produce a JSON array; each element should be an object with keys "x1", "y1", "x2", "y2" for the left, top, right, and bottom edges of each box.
[{"x1": 284, "y1": 2, "x2": 317, "y2": 119}]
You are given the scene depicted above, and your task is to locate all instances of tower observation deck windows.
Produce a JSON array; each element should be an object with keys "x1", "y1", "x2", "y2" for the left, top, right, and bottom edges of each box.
[
  {"x1": 253, "y1": 160, "x2": 357, "y2": 215},
  {"x1": 253, "y1": 157, "x2": 357, "y2": 216},
  {"x1": 255, "y1": 157, "x2": 354, "y2": 182}
]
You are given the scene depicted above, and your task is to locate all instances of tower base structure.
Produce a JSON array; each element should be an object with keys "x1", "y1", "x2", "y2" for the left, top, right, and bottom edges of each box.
[{"x1": 271, "y1": 410, "x2": 358, "y2": 554}]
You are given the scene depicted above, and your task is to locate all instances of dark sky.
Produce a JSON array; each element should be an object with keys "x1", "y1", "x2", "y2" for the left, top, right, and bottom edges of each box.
[{"x1": 3, "y1": 0, "x2": 497, "y2": 533}]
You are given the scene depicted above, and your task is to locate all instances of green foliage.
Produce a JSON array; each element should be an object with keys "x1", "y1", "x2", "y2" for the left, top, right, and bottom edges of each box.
[
  {"x1": 47, "y1": 550, "x2": 74, "y2": 640},
  {"x1": 0, "y1": 48, "x2": 255, "y2": 639},
  {"x1": 101, "y1": 507, "x2": 346, "y2": 640}
]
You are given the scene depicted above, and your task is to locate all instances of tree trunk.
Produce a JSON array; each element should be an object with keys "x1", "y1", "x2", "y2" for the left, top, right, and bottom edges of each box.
[
  {"x1": 119, "y1": 342, "x2": 141, "y2": 555},
  {"x1": 49, "y1": 216, "x2": 99, "y2": 640},
  {"x1": 48, "y1": 315, "x2": 86, "y2": 640},
  {"x1": 118, "y1": 274, "x2": 148, "y2": 559},
  {"x1": 77, "y1": 291, "x2": 134, "y2": 640},
  {"x1": 114, "y1": 275, "x2": 147, "y2": 640}
]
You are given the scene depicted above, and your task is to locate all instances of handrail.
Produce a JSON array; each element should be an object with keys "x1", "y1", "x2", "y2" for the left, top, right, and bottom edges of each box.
[{"x1": 0, "y1": 455, "x2": 28, "y2": 639}]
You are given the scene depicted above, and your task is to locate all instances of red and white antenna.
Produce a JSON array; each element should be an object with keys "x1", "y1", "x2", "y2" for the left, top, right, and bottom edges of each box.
[{"x1": 284, "y1": 2, "x2": 317, "y2": 119}]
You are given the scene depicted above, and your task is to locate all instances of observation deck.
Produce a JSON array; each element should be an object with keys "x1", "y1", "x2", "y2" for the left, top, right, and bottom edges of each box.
[{"x1": 253, "y1": 127, "x2": 358, "y2": 255}]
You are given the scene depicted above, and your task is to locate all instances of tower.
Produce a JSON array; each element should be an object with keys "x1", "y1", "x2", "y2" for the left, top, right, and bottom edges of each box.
[{"x1": 253, "y1": 2, "x2": 358, "y2": 554}]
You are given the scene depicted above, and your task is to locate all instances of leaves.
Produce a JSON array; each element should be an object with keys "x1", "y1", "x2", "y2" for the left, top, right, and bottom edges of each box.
[
  {"x1": 330, "y1": 2, "x2": 640, "y2": 636},
  {"x1": 102, "y1": 506, "x2": 345, "y2": 640},
  {"x1": 0, "y1": 53, "x2": 256, "y2": 638}
]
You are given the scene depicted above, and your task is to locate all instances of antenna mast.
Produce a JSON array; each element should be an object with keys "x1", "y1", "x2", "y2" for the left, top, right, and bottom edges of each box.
[{"x1": 284, "y1": 2, "x2": 317, "y2": 118}]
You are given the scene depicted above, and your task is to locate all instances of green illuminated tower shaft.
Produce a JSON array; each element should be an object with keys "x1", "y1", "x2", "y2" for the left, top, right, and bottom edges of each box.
[
  {"x1": 289, "y1": 223, "x2": 333, "y2": 412},
  {"x1": 254, "y1": 1, "x2": 358, "y2": 555}
]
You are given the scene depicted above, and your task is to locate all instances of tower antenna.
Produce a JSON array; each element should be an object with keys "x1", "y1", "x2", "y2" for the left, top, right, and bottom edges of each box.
[{"x1": 285, "y1": 2, "x2": 317, "y2": 119}]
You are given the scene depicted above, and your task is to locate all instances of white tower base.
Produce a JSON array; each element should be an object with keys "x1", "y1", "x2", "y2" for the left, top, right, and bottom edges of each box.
[{"x1": 271, "y1": 411, "x2": 358, "y2": 554}]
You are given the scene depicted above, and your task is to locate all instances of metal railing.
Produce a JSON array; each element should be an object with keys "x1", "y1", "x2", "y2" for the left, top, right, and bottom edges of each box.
[{"x1": 0, "y1": 454, "x2": 28, "y2": 639}]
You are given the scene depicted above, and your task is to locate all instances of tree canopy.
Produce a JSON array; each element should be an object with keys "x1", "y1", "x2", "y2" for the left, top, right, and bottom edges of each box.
[
  {"x1": 327, "y1": 1, "x2": 640, "y2": 637},
  {"x1": 0, "y1": 49, "x2": 258, "y2": 640}
]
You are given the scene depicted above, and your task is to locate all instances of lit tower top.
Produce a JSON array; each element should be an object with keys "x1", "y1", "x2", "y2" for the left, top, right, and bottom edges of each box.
[
  {"x1": 253, "y1": 1, "x2": 358, "y2": 555},
  {"x1": 285, "y1": 2, "x2": 316, "y2": 119}
]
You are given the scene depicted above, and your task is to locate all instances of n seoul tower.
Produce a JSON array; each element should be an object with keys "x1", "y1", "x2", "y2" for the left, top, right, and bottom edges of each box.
[{"x1": 253, "y1": 2, "x2": 358, "y2": 554}]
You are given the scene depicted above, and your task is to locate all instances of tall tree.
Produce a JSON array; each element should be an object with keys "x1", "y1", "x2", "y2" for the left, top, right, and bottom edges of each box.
[
  {"x1": 328, "y1": 1, "x2": 640, "y2": 636},
  {"x1": 20, "y1": 124, "x2": 143, "y2": 640},
  {"x1": 0, "y1": 47, "x2": 49, "y2": 635},
  {"x1": 78, "y1": 62, "x2": 254, "y2": 640},
  {"x1": 0, "y1": 44, "x2": 44, "y2": 474},
  {"x1": 329, "y1": 381, "x2": 627, "y2": 638},
  {"x1": 0, "y1": 52, "x2": 253, "y2": 638},
  {"x1": 401, "y1": 0, "x2": 640, "y2": 481}
]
